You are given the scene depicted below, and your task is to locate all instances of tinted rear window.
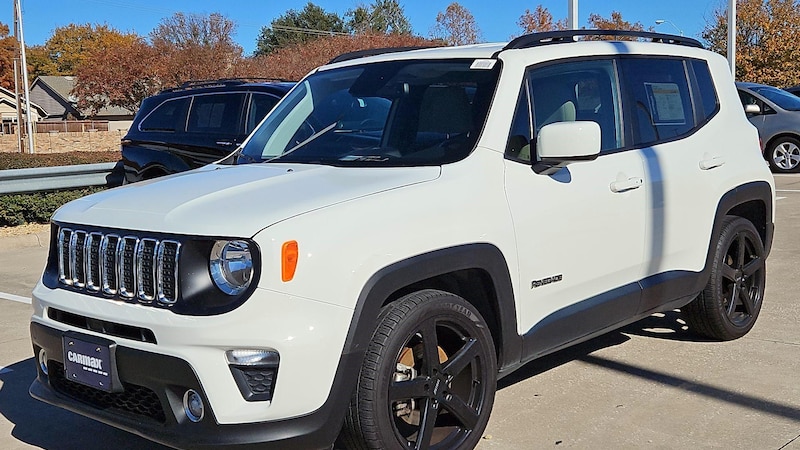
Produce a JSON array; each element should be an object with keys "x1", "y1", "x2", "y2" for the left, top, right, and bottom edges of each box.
[
  {"x1": 187, "y1": 93, "x2": 245, "y2": 134},
  {"x1": 139, "y1": 97, "x2": 190, "y2": 132}
]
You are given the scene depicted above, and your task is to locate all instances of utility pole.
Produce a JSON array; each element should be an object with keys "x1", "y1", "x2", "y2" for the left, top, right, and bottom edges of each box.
[
  {"x1": 728, "y1": 0, "x2": 736, "y2": 76},
  {"x1": 568, "y1": 0, "x2": 579, "y2": 30},
  {"x1": 13, "y1": 0, "x2": 35, "y2": 153},
  {"x1": 12, "y1": 58, "x2": 23, "y2": 152}
]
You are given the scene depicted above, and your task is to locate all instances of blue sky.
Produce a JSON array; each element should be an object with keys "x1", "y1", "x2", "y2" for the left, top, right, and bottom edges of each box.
[{"x1": 11, "y1": 0, "x2": 722, "y2": 54}]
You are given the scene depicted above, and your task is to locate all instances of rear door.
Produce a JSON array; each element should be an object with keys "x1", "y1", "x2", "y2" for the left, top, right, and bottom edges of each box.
[{"x1": 181, "y1": 92, "x2": 247, "y2": 166}]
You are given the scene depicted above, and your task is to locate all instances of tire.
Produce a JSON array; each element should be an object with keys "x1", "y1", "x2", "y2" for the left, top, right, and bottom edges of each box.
[
  {"x1": 682, "y1": 216, "x2": 766, "y2": 340},
  {"x1": 766, "y1": 137, "x2": 800, "y2": 173},
  {"x1": 341, "y1": 289, "x2": 497, "y2": 450}
]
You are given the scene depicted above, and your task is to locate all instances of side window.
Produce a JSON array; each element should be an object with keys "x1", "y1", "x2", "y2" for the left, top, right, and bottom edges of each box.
[
  {"x1": 689, "y1": 60, "x2": 719, "y2": 121},
  {"x1": 246, "y1": 93, "x2": 280, "y2": 134},
  {"x1": 738, "y1": 90, "x2": 772, "y2": 115},
  {"x1": 738, "y1": 90, "x2": 760, "y2": 108},
  {"x1": 505, "y1": 80, "x2": 533, "y2": 161},
  {"x1": 529, "y1": 59, "x2": 622, "y2": 154},
  {"x1": 620, "y1": 58, "x2": 694, "y2": 146},
  {"x1": 187, "y1": 93, "x2": 245, "y2": 135},
  {"x1": 139, "y1": 97, "x2": 190, "y2": 132}
]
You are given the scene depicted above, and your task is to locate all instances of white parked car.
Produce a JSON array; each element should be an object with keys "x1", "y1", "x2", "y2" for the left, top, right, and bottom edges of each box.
[{"x1": 30, "y1": 30, "x2": 774, "y2": 450}]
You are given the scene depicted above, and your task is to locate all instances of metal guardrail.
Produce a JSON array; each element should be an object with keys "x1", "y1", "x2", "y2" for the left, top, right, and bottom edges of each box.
[{"x1": 0, "y1": 163, "x2": 116, "y2": 195}]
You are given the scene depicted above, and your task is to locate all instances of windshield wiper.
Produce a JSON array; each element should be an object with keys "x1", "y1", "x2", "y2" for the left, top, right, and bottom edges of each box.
[{"x1": 264, "y1": 120, "x2": 339, "y2": 164}]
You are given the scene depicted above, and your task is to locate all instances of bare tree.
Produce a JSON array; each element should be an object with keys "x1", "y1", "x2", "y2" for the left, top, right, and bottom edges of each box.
[
  {"x1": 430, "y1": 2, "x2": 482, "y2": 46},
  {"x1": 517, "y1": 5, "x2": 567, "y2": 35},
  {"x1": 150, "y1": 12, "x2": 243, "y2": 86}
]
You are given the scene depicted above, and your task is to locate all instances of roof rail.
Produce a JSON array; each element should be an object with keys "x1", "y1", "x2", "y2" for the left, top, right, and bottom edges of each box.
[
  {"x1": 503, "y1": 30, "x2": 703, "y2": 51},
  {"x1": 160, "y1": 77, "x2": 292, "y2": 93},
  {"x1": 329, "y1": 46, "x2": 432, "y2": 64}
]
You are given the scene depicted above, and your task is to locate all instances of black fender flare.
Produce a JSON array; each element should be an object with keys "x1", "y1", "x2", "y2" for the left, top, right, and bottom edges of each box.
[
  {"x1": 697, "y1": 180, "x2": 774, "y2": 294},
  {"x1": 344, "y1": 243, "x2": 521, "y2": 372}
]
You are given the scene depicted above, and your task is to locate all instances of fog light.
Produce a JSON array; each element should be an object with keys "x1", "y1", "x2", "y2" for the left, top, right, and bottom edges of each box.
[
  {"x1": 226, "y1": 349, "x2": 280, "y2": 402},
  {"x1": 38, "y1": 349, "x2": 48, "y2": 375},
  {"x1": 183, "y1": 389, "x2": 204, "y2": 422}
]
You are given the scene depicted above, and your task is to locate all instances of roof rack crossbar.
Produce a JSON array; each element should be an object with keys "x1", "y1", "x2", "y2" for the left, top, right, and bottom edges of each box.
[
  {"x1": 329, "y1": 46, "x2": 432, "y2": 64},
  {"x1": 503, "y1": 30, "x2": 703, "y2": 51}
]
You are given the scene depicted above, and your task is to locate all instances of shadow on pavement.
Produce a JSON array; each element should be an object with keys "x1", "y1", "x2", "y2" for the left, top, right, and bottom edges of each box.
[
  {"x1": 500, "y1": 312, "x2": 800, "y2": 423},
  {"x1": 620, "y1": 309, "x2": 715, "y2": 342},
  {"x1": 0, "y1": 358, "x2": 168, "y2": 449}
]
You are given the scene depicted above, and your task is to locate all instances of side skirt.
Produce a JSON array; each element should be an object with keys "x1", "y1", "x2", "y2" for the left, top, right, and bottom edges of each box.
[{"x1": 502, "y1": 270, "x2": 704, "y2": 377}]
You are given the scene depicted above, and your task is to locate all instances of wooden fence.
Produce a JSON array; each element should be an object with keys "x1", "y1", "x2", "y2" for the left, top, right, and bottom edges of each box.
[{"x1": 36, "y1": 121, "x2": 110, "y2": 133}]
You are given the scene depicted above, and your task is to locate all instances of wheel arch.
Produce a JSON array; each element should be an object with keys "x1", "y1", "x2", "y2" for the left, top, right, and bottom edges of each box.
[
  {"x1": 343, "y1": 243, "x2": 521, "y2": 373},
  {"x1": 705, "y1": 181, "x2": 774, "y2": 278},
  {"x1": 763, "y1": 132, "x2": 800, "y2": 153}
]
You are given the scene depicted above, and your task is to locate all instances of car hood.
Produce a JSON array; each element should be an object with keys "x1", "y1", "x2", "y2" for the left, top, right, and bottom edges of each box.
[{"x1": 54, "y1": 163, "x2": 441, "y2": 237}]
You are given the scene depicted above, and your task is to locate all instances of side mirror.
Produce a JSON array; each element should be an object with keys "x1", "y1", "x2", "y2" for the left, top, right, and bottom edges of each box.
[
  {"x1": 744, "y1": 104, "x2": 761, "y2": 115},
  {"x1": 534, "y1": 121, "x2": 601, "y2": 175}
]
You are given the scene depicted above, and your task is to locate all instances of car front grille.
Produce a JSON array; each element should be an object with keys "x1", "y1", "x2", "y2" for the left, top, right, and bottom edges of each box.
[{"x1": 57, "y1": 228, "x2": 181, "y2": 306}]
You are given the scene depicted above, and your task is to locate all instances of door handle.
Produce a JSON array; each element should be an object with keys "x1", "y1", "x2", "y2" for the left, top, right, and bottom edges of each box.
[
  {"x1": 699, "y1": 153, "x2": 725, "y2": 170},
  {"x1": 610, "y1": 175, "x2": 643, "y2": 193},
  {"x1": 216, "y1": 141, "x2": 235, "y2": 147}
]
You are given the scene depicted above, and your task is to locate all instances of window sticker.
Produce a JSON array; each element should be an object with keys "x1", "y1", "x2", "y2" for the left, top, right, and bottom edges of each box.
[
  {"x1": 644, "y1": 82, "x2": 686, "y2": 125},
  {"x1": 471, "y1": 59, "x2": 497, "y2": 70}
]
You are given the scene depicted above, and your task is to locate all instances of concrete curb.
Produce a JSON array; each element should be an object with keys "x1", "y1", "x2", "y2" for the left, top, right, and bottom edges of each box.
[{"x1": 0, "y1": 230, "x2": 50, "y2": 251}]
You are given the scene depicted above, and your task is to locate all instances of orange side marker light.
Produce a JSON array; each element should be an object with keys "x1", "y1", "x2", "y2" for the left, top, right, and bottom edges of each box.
[{"x1": 281, "y1": 241, "x2": 299, "y2": 282}]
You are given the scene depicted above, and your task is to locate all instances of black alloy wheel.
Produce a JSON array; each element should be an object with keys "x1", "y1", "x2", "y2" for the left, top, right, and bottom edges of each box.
[
  {"x1": 683, "y1": 216, "x2": 766, "y2": 340},
  {"x1": 341, "y1": 289, "x2": 497, "y2": 450}
]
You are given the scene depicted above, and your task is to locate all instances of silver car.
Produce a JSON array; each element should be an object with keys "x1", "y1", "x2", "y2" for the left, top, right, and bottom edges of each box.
[{"x1": 737, "y1": 81, "x2": 800, "y2": 173}]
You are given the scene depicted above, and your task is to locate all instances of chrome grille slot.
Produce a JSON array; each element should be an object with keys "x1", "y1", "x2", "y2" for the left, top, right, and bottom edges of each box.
[
  {"x1": 157, "y1": 241, "x2": 181, "y2": 305},
  {"x1": 70, "y1": 230, "x2": 87, "y2": 288},
  {"x1": 85, "y1": 232, "x2": 103, "y2": 292},
  {"x1": 118, "y1": 236, "x2": 139, "y2": 299},
  {"x1": 136, "y1": 238, "x2": 158, "y2": 303},
  {"x1": 101, "y1": 235, "x2": 120, "y2": 295},
  {"x1": 57, "y1": 227, "x2": 181, "y2": 307},
  {"x1": 58, "y1": 228, "x2": 73, "y2": 285}
]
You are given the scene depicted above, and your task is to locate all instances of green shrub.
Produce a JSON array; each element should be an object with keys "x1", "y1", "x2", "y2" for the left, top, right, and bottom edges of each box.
[
  {"x1": 0, "y1": 188, "x2": 104, "y2": 226},
  {"x1": 0, "y1": 151, "x2": 120, "y2": 170}
]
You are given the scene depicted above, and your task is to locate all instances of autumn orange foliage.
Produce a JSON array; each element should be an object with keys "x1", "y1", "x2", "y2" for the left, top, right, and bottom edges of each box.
[{"x1": 237, "y1": 33, "x2": 442, "y2": 81}]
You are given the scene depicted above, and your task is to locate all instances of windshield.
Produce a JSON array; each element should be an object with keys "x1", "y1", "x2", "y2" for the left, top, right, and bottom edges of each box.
[
  {"x1": 239, "y1": 59, "x2": 500, "y2": 166},
  {"x1": 751, "y1": 85, "x2": 800, "y2": 111}
]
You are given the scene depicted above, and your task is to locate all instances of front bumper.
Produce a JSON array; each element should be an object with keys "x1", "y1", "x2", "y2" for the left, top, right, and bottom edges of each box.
[{"x1": 30, "y1": 321, "x2": 358, "y2": 449}]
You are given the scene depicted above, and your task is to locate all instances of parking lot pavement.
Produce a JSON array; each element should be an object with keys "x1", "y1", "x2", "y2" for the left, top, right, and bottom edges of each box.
[{"x1": 1, "y1": 175, "x2": 799, "y2": 449}]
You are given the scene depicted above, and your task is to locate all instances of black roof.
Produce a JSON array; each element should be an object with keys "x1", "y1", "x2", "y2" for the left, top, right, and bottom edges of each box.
[{"x1": 157, "y1": 79, "x2": 295, "y2": 96}]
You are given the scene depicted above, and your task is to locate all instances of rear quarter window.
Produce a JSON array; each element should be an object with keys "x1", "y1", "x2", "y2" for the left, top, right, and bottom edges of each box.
[
  {"x1": 139, "y1": 97, "x2": 190, "y2": 132},
  {"x1": 620, "y1": 58, "x2": 694, "y2": 145}
]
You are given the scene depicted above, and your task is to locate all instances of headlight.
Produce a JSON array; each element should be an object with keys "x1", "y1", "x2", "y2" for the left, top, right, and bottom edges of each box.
[{"x1": 210, "y1": 240, "x2": 253, "y2": 295}]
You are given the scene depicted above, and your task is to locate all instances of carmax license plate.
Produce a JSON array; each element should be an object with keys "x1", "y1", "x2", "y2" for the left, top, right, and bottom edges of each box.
[{"x1": 62, "y1": 332, "x2": 120, "y2": 392}]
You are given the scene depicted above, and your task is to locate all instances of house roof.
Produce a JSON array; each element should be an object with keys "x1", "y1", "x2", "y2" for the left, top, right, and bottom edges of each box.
[
  {"x1": 0, "y1": 85, "x2": 49, "y2": 118},
  {"x1": 31, "y1": 75, "x2": 132, "y2": 117}
]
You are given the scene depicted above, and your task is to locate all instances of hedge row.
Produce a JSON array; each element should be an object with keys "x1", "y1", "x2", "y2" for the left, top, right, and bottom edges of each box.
[
  {"x1": 0, "y1": 188, "x2": 104, "y2": 227},
  {"x1": 0, "y1": 152, "x2": 118, "y2": 226},
  {"x1": 0, "y1": 151, "x2": 120, "y2": 170}
]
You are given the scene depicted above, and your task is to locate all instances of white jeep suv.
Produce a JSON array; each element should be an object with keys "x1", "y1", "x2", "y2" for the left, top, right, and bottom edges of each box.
[{"x1": 30, "y1": 30, "x2": 774, "y2": 450}]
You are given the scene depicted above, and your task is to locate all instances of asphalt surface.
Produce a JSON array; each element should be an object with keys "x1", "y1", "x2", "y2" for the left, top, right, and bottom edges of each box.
[{"x1": 0, "y1": 174, "x2": 798, "y2": 449}]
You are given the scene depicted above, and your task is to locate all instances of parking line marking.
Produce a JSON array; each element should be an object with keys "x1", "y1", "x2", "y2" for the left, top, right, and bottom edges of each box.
[
  {"x1": 777, "y1": 197, "x2": 786, "y2": 200},
  {"x1": 0, "y1": 366, "x2": 12, "y2": 375},
  {"x1": 776, "y1": 190, "x2": 800, "y2": 192},
  {"x1": 0, "y1": 291, "x2": 32, "y2": 304}
]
